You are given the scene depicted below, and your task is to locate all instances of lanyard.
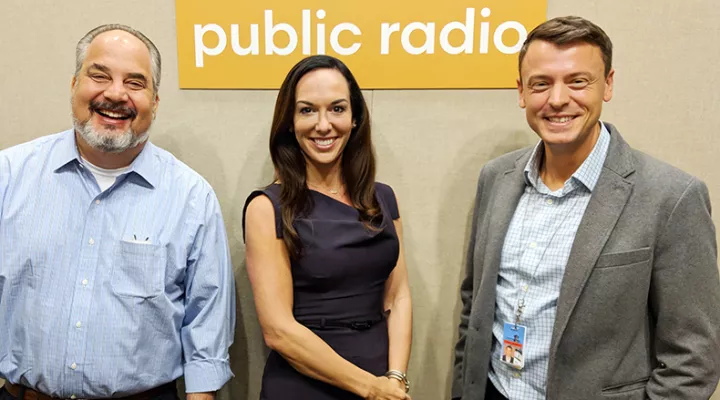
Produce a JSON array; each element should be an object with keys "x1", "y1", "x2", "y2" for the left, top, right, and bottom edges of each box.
[{"x1": 513, "y1": 185, "x2": 581, "y2": 325}]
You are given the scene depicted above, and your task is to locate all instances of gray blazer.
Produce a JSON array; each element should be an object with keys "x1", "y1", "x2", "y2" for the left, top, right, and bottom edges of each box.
[{"x1": 452, "y1": 123, "x2": 720, "y2": 400}]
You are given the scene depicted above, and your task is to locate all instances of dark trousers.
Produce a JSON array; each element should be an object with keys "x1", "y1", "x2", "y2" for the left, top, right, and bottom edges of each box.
[
  {"x1": 0, "y1": 385, "x2": 179, "y2": 400},
  {"x1": 485, "y1": 378, "x2": 509, "y2": 400}
]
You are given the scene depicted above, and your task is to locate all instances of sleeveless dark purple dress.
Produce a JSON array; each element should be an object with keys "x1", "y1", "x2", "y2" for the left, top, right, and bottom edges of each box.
[{"x1": 243, "y1": 182, "x2": 400, "y2": 399}]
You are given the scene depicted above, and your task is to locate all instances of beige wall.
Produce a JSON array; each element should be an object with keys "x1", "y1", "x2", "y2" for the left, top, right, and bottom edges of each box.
[{"x1": 1, "y1": 0, "x2": 718, "y2": 398}]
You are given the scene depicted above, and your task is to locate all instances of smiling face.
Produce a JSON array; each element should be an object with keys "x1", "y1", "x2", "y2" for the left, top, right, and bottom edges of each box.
[
  {"x1": 293, "y1": 68, "x2": 354, "y2": 170},
  {"x1": 518, "y1": 40, "x2": 614, "y2": 155},
  {"x1": 71, "y1": 30, "x2": 158, "y2": 153}
]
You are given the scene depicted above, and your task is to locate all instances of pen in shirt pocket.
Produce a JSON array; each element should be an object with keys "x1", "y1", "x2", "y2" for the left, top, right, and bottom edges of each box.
[{"x1": 130, "y1": 234, "x2": 153, "y2": 245}]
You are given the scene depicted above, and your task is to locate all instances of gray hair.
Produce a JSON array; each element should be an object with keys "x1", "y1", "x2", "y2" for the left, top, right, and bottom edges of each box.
[{"x1": 75, "y1": 24, "x2": 161, "y2": 96}]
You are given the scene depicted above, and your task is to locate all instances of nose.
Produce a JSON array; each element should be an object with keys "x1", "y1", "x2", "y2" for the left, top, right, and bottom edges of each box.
[
  {"x1": 103, "y1": 80, "x2": 129, "y2": 103},
  {"x1": 548, "y1": 83, "x2": 570, "y2": 109},
  {"x1": 315, "y1": 111, "x2": 331, "y2": 134}
]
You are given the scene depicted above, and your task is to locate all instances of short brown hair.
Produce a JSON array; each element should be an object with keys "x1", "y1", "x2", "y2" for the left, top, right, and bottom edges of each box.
[{"x1": 518, "y1": 16, "x2": 613, "y2": 78}]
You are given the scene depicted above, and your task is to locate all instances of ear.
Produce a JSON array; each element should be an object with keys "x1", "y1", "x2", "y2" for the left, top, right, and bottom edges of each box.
[
  {"x1": 71, "y1": 75, "x2": 77, "y2": 92},
  {"x1": 517, "y1": 78, "x2": 526, "y2": 109},
  {"x1": 603, "y1": 68, "x2": 615, "y2": 102},
  {"x1": 152, "y1": 94, "x2": 160, "y2": 118}
]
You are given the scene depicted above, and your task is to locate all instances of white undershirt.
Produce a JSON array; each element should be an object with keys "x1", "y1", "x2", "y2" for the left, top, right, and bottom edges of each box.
[{"x1": 81, "y1": 157, "x2": 131, "y2": 192}]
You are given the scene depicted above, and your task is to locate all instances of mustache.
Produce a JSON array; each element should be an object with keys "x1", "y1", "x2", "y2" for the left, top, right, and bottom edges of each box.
[{"x1": 89, "y1": 100, "x2": 137, "y2": 119}]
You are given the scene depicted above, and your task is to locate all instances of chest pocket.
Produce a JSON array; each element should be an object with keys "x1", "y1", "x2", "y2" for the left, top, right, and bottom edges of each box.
[
  {"x1": 595, "y1": 247, "x2": 651, "y2": 269},
  {"x1": 112, "y1": 240, "x2": 165, "y2": 298}
]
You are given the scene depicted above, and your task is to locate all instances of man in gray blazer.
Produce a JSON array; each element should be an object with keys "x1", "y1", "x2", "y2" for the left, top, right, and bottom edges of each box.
[{"x1": 452, "y1": 16, "x2": 720, "y2": 400}]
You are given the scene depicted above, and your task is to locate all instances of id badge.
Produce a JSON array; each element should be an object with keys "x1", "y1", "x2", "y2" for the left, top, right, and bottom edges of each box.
[{"x1": 501, "y1": 322, "x2": 526, "y2": 370}]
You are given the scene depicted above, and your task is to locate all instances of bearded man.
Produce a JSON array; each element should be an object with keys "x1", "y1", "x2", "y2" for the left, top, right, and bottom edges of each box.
[{"x1": 0, "y1": 24, "x2": 235, "y2": 400}]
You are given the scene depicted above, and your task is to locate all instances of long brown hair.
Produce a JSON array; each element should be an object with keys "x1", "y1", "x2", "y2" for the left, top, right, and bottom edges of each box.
[{"x1": 269, "y1": 55, "x2": 381, "y2": 259}]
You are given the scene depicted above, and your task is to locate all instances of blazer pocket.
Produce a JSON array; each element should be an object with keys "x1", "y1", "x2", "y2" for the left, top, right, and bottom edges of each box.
[
  {"x1": 601, "y1": 376, "x2": 650, "y2": 395},
  {"x1": 111, "y1": 240, "x2": 165, "y2": 298},
  {"x1": 595, "y1": 247, "x2": 651, "y2": 269}
]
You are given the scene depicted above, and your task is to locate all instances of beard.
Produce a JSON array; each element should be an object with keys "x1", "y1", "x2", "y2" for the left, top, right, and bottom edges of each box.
[{"x1": 72, "y1": 100, "x2": 150, "y2": 154}]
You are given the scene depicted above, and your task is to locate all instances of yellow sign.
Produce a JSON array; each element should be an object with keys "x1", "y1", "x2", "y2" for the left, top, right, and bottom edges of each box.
[{"x1": 175, "y1": 1, "x2": 546, "y2": 89}]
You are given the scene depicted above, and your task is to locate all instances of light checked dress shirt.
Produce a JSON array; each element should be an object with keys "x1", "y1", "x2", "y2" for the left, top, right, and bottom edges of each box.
[
  {"x1": 0, "y1": 129, "x2": 235, "y2": 398},
  {"x1": 488, "y1": 123, "x2": 610, "y2": 399}
]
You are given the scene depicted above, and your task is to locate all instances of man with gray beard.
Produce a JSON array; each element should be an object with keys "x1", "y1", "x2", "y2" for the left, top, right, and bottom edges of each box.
[{"x1": 0, "y1": 24, "x2": 235, "y2": 400}]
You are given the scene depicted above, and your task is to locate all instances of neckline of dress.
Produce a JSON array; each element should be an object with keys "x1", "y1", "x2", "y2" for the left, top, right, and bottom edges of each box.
[
  {"x1": 270, "y1": 183, "x2": 387, "y2": 227},
  {"x1": 308, "y1": 188, "x2": 356, "y2": 210}
]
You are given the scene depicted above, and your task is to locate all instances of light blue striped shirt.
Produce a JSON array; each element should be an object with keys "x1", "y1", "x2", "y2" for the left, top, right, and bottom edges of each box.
[
  {"x1": 489, "y1": 123, "x2": 610, "y2": 399},
  {"x1": 0, "y1": 129, "x2": 235, "y2": 398}
]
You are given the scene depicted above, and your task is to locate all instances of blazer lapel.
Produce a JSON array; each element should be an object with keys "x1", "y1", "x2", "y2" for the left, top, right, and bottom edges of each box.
[
  {"x1": 548, "y1": 123, "x2": 636, "y2": 365},
  {"x1": 477, "y1": 152, "x2": 530, "y2": 301}
]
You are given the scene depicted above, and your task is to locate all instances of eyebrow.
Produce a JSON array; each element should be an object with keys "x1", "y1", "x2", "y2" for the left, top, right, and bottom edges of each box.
[
  {"x1": 87, "y1": 63, "x2": 148, "y2": 84},
  {"x1": 87, "y1": 63, "x2": 111, "y2": 74},
  {"x1": 296, "y1": 99, "x2": 349, "y2": 106},
  {"x1": 527, "y1": 71, "x2": 593, "y2": 82},
  {"x1": 565, "y1": 72, "x2": 592, "y2": 80},
  {"x1": 126, "y1": 73, "x2": 148, "y2": 84}
]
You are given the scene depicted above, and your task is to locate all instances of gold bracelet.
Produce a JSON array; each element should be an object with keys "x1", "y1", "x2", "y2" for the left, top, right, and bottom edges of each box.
[{"x1": 384, "y1": 370, "x2": 410, "y2": 393}]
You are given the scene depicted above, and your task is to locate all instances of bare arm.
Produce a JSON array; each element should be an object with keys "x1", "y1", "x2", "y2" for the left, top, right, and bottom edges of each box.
[
  {"x1": 245, "y1": 196, "x2": 408, "y2": 400},
  {"x1": 383, "y1": 212, "x2": 413, "y2": 387}
]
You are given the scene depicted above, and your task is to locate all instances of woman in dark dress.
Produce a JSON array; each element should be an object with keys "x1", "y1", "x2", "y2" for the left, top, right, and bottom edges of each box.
[{"x1": 243, "y1": 55, "x2": 412, "y2": 400}]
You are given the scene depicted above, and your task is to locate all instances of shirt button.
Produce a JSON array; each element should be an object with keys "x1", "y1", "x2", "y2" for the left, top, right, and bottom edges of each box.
[
  {"x1": 71, "y1": 396, "x2": 77, "y2": 400},
  {"x1": 70, "y1": 362, "x2": 77, "y2": 370},
  {"x1": 76, "y1": 321, "x2": 82, "y2": 328},
  {"x1": 95, "y1": 199, "x2": 101, "y2": 205},
  {"x1": 82, "y1": 279, "x2": 89, "y2": 286},
  {"x1": 514, "y1": 372, "x2": 521, "y2": 378},
  {"x1": 529, "y1": 242, "x2": 537, "y2": 248},
  {"x1": 523, "y1": 285, "x2": 529, "y2": 292},
  {"x1": 546, "y1": 198, "x2": 553, "y2": 205},
  {"x1": 89, "y1": 238, "x2": 95, "y2": 245}
]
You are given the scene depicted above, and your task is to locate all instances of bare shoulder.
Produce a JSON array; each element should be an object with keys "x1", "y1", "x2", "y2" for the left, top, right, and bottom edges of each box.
[{"x1": 245, "y1": 194, "x2": 276, "y2": 228}]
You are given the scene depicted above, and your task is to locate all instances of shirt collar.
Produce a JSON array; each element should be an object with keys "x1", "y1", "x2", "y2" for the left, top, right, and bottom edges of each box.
[
  {"x1": 524, "y1": 121, "x2": 611, "y2": 192},
  {"x1": 51, "y1": 129, "x2": 158, "y2": 189},
  {"x1": 50, "y1": 129, "x2": 82, "y2": 172},
  {"x1": 126, "y1": 141, "x2": 158, "y2": 188}
]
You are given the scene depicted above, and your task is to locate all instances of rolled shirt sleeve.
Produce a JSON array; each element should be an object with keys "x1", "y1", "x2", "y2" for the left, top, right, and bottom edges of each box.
[{"x1": 181, "y1": 190, "x2": 236, "y2": 393}]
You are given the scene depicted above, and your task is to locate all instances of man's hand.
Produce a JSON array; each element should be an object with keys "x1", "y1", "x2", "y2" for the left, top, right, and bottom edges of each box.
[{"x1": 187, "y1": 392, "x2": 215, "y2": 400}]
